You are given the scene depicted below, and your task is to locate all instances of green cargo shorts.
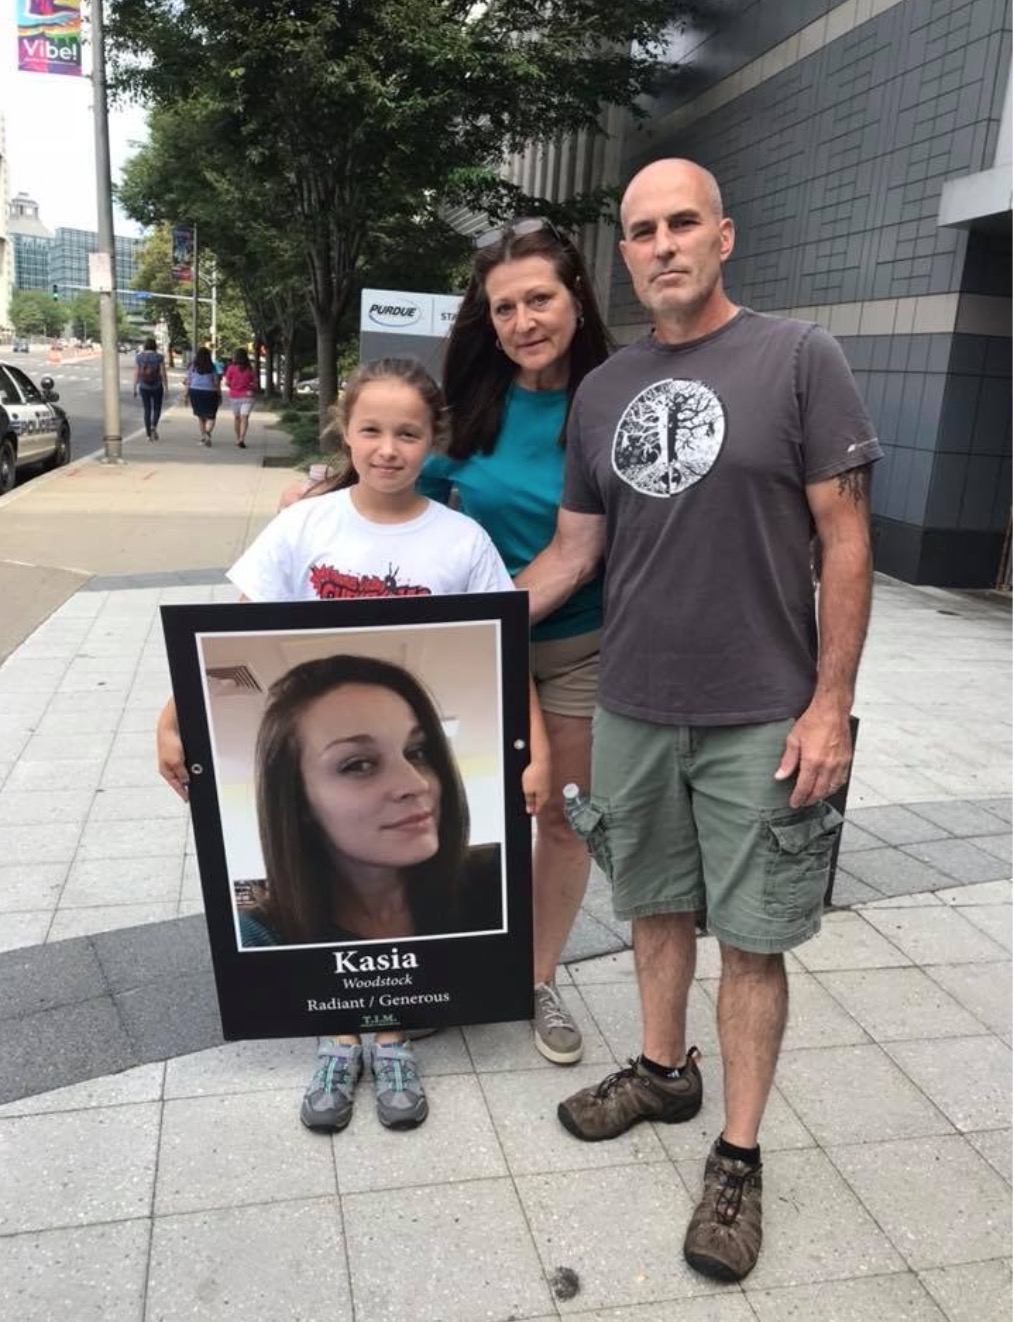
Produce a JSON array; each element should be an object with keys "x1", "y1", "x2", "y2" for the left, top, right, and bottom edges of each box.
[{"x1": 588, "y1": 706, "x2": 843, "y2": 954}]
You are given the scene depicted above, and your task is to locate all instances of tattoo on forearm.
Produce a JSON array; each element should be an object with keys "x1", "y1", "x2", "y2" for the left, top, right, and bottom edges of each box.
[{"x1": 836, "y1": 465, "x2": 871, "y2": 506}]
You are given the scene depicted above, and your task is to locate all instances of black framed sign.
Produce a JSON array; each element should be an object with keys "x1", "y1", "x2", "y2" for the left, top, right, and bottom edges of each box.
[{"x1": 161, "y1": 592, "x2": 533, "y2": 1039}]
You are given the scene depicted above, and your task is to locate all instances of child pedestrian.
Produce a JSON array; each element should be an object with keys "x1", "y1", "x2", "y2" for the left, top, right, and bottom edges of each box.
[{"x1": 157, "y1": 356, "x2": 550, "y2": 1134}]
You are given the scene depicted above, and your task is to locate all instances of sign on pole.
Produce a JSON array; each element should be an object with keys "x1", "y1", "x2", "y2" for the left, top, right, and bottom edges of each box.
[
  {"x1": 16, "y1": 0, "x2": 82, "y2": 75},
  {"x1": 171, "y1": 225, "x2": 195, "y2": 284},
  {"x1": 359, "y1": 288, "x2": 462, "y2": 380}
]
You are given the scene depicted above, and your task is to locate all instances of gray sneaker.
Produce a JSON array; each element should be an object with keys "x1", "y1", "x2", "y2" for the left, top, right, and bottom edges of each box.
[
  {"x1": 533, "y1": 981, "x2": 583, "y2": 1064},
  {"x1": 300, "y1": 1041, "x2": 362, "y2": 1132},
  {"x1": 371, "y1": 1040, "x2": 429, "y2": 1129}
]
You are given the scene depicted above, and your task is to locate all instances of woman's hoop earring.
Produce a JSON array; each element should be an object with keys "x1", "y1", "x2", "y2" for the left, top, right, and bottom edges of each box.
[
  {"x1": 495, "y1": 339, "x2": 504, "y2": 352},
  {"x1": 577, "y1": 312, "x2": 585, "y2": 328}
]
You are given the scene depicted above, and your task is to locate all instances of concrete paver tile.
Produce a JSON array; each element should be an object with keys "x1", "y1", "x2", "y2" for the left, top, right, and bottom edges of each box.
[
  {"x1": 75, "y1": 815, "x2": 188, "y2": 860},
  {"x1": 463, "y1": 994, "x2": 613, "y2": 1073},
  {"x1": 337, "y1": 1073, "x2": 507, "y2": 1192},
  {"x1": 827, "y1": 1134, "x2": 1012, "y2": 1270},
  {"x1": 582, "y1": 980, "x2": 720, "y2": 1059},
  {"x1": 0, "y1": 1062, "x2": 165, "y2": 1119},
  {"x1": 908, "y1": 800, "x2": 1012, "y2": 837},
  {"x1": 0, "y1": 1102, "x2": 160, "y2": 1234},
  {"x1": 18, "y1": 731, "x2": 115, "y2": 763},
  {"x1": 842, "y1": 847, "x2": 957, "y2": 896},
  {"x1": 154, "y1": 1091, "x2": 337, "y2": 1216},
  {"x1": 747, "y1": 1273, "x2": 948, "y2": 1321},
  {"x1": 924, "y1": 961, "x2": 1012, "y2": 1042},
  {"x1": 884, "y1": 1036, "x2": 1012, "y2": 1133},
  {"x1": 901, "y1": 838, "x2": 1012, "y2": 885},
  {"x1": 99, "y1": 754, "x2": 165, "y2": 788},
  {"x1": 683, "y1": 1146, "x2": 906, "y2": 1291},
  {"x1": 4, "y1": 820, "x2": 82, "y2": 865},
  {"x1": 344, "y1": 1178, "x2": 552, "y2": 1322},
  {"x1": 936, "y1": 879, "x2": 1013, "y2": 905},
  {"x1": 965, "y1": 1129, "x2": 1013, "y2": 1185},
  {"x1": 793, "y1": 911, "x2": 912, "y2": 971},
  {"x1": 0, "y1": 787, "x2": 94, "y2": 826},
  {"x1": 32, "y1": 710, "x2": 122, "y2": 738},
  {"x1": 480, "y1": 1065, "x2": 666, "y2": 1176},
  {"x1": 918, "y1": 1259, "x2": 1013, "y2": 1322},
  {"x1": 49, "y1": 902, "x2": 180, "y2": 940},
  {"x1": 146, "y1": 1198, "x2": 350, "y2": 1322},
  {"x1": 4, "y1": 756, "x2": 105, "y2": 792},
  {"x1": 777, "y1": 1044, "x2": 954, "y2": 1145},
  {"x1": 0, "y1": 861, "x2": 67, "y2": 912},
  {"x1": 847, "y1": 805, "x2": 952, "y2": 846},
  {"x1": 839, "y1": 821, "x2": 885, "y2": 852},
  {"x1": 861, "y1": 891, "x2": 944, "y2": 908},
  {"x1": 979, "y1": 798, "x2": 1013, "y2": 824},
  {"x1": 651, "y1": 1079, "x2": 815, "y2": 1163},
  {"x1": 816, "y1": 967, "x2": 987, "y2": 1042},
  {"x1": 518, "y1": 1163, "x2": 715, "y2": 1310},
  {"x1": 85, "y1": 786, "x2": 187, "y2": 823},
  {"x1": 60, "y1": 855, "x2": 183, "y2": 909},
  {"x1": 0, "y1": 997, "x2": 138, "y2": 1104},
  {"x1": 958, "y1": 905, "x2": 1013, "y2": 952},
  {"x1": 861, "y1": 904, "x2": 1010, "y2": 964},
  {"x1": 963, "y1": 833, "x2": 1013, "y2": 864},
  {"x1": 164, "y1": 1036, "x2": 315, "y2": 1099},
  {"x1": 0, "y1": 911, "x2": 51, "y2": 952},
  {"x1": 550, "y1": 1300, "x2": 756, "y2": 1321},
  {"x1": 0, "y1": 1220, "x2": 150, "y2": 1322},
  {"x1": 827, "y1": 871, "x2": 884, "y2": 907}
]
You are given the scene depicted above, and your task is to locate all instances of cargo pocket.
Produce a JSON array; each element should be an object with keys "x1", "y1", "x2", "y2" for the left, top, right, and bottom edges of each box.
[
  {"x1": 574, "y1": 799, "x2": 615, "y2": 882},
  {"x1": 762, "y1": 802, "x2": 843, "y2": 920}
]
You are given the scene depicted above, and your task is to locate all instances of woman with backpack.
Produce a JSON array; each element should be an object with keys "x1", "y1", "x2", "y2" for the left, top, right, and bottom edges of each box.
[{"x1": 133, "y1": 337, "x2": 169, "y2": 441}]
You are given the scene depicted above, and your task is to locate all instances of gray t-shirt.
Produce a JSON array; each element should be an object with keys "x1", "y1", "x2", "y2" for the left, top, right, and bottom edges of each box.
[{"x1": 562, "y1": 309, "x2": 883, "y2": 726}]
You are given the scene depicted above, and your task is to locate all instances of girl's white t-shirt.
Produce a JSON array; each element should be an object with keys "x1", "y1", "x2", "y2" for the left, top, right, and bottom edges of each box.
[{"x1": 227, "y1": 488, "x2": 515, "y2": 601}]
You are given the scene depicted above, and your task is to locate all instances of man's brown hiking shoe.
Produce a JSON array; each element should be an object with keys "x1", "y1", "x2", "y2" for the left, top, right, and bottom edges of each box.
[
  {"x1": 557, "y1": 1049, "x2": 702, "y2": 1141},
  {"x1": 683, "y1": 1140, "x2": 763, "y2": 1281}
]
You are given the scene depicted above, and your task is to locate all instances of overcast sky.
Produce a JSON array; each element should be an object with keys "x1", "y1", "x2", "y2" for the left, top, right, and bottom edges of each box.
[{"x1": 1, "y1": 8, "x2": 148, "y2": 236}]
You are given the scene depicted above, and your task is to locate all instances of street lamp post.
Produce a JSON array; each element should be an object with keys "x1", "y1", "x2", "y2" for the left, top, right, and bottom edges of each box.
[{"x1": 92, "y1": 0, "x2": 123, "y2": 465}]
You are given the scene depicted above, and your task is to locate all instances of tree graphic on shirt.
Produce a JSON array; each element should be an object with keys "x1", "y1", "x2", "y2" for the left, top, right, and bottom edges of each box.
[{"x1": 612, "y1": 378, "x2": 726, "y2": 498}]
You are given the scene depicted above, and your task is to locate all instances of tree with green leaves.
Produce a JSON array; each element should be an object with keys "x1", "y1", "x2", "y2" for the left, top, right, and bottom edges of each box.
[
  {"x1": 109, "y1": 0, "x2": 680, "y2": 429},
  {"x1": 10, "y1": 288, "x2": 68, "y2": 338}
]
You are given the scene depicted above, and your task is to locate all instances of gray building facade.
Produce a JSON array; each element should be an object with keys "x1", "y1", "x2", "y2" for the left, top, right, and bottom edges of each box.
[{"x1": 614, "y1": 0, "x2": 1012, "y2": 588}]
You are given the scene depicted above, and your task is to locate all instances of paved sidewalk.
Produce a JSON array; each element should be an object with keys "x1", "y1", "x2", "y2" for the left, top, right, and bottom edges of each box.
[{"x1": 0, "y1": 411, "x2": 1009, "y2": 1319}]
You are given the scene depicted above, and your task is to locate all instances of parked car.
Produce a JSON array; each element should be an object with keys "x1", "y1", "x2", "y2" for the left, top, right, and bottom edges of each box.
[
  {"x1": 0, "y1": 362, "x2": 71, "y2": 494},
  {"x1": 12, "y1": 338, "x2": 29, "y2": 353}
]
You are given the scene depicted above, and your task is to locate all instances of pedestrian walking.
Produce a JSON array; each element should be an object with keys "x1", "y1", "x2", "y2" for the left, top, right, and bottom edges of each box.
[
  {"x1": 223, "y1": 347, "x2": 256, "y2": 448},
  {"x1": 133, "y1": 336, "x2": 168, "y2": 441},
  {"x1": 184, "y1": 346, "x2": 222, "y2": 445}
]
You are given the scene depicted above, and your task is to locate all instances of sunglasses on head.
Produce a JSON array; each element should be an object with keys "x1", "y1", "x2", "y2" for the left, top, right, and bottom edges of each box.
[{"x1": 475, "y1": 216, "x2": 568, "y2": 249}]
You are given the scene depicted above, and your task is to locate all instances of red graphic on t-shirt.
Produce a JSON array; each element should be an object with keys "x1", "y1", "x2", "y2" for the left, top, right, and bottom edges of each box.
[{"x1": 309, "y1": 563, "x2": 432, "y2": 599}]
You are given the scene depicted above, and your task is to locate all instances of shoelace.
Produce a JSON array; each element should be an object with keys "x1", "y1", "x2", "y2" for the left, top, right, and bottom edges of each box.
[
  {"x1": 316, "y1": 1052, "x2": 357, "y2": 1093},
  {"x1": 374, "y1": 1051, "x2": 418, "y2": 1092},
  {"x1": 536, "y1": 985, "x2": 571, "y2": 1030},
  {"x1": 714, "y1": 1162, "x2": 759, "y2": 1225},
  {"x1": 593, "y1": 1060, "x2": 644, "y2": 1098}
]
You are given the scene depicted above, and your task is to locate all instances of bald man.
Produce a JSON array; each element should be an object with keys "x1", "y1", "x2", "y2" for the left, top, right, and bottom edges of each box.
[{"x1": 516, "y1": 159, "x2": 882, "y2": 1281}]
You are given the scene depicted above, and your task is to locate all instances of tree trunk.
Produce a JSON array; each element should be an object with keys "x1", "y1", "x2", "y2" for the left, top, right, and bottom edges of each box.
[
  {"x1": 281, "y1": 331, "x2": 295, "y2": 404},
  {"x1": 313, "y1": 312, "x2": 339, "y2": 450}
]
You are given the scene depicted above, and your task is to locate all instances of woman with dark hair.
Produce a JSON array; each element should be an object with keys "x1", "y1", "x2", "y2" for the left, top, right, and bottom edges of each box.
[
  {"x1": 244, "y1": 653, "x2": 498, "y2": 948},
  {"x1": 223, "y1": 347, "x2": 257, "y2": 448},
  {"x1": 132, "y1": 335, "x2": 168, "y2": 441},
  {"x1": 184, "y1": 346, "x2": 222, "y2": 446},
  {"x1": 419, "y1": 218, "x2": 611, "y2": 1067}
]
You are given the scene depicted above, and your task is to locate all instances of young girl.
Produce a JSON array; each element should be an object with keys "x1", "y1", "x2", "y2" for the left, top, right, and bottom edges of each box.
[
  {"x1": 157, "y1": 357, "x2": 550, "y2": 1134},
  {"x1": 223, "y1": 347, "x2": 257, "y2": 448}
]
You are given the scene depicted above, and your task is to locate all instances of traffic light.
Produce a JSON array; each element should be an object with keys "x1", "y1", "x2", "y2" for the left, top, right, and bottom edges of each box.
[{"x1": 51, "y1": 283, "x2": 59, "y2": 301}]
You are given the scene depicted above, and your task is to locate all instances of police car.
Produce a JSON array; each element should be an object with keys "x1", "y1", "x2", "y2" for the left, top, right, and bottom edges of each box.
[{"x1": 0, "y1": 362, "x2": 71, "y2": 494}]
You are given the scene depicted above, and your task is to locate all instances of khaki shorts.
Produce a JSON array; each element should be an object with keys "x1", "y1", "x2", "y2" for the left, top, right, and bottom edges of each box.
[
  {"x1": 588, "y1": 707, "x2": 842, "y2": 954},
  {"x1": 530, "y1": 629, "x2": 600, "y2": 719},
  {"x1": 231, "y1": 397, "x2": 255, "y2": 417}
]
